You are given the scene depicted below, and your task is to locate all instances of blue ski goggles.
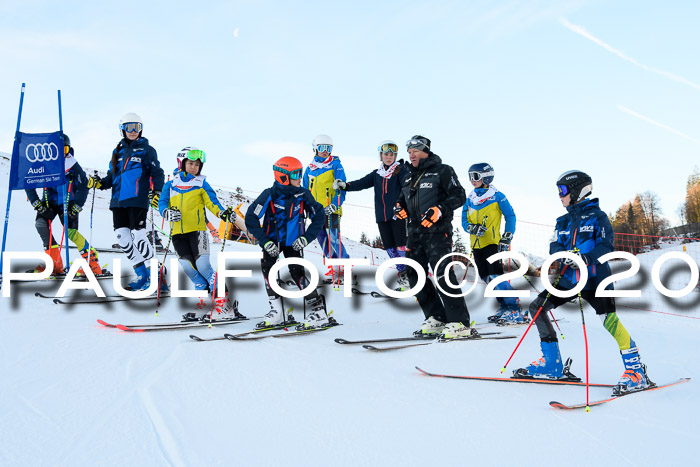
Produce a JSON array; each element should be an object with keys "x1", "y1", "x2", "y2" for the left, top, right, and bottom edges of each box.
[
  {"x1": 120, "y1": 122, "x2": 142, "y2": 133},
  {"x1": 274, "y1": 166, "x2": 303, "y2": 180},
  {"x1": 557, "y1": 184, "x2": 570, "y2": 197},
  {"x1": 315, "y1": 144, "x2": 333, "y2": 153}
]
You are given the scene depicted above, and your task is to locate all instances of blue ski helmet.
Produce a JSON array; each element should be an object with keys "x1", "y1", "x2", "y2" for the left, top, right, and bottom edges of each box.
[{"x1": 468, "y1": 163, "x2": 495, "y2": 185}]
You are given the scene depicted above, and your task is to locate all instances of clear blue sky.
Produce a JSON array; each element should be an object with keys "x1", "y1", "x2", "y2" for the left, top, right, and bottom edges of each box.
[{"x1": 2, "y1": 0, "x2": 699, "y2": 241}]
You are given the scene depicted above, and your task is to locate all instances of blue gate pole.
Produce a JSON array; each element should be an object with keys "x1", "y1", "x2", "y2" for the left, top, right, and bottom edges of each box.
[
  {"x1": 0, "y1": 83, "x2": 27, "y2": 289},
  {"x1": 58, "y1": 89, "x2": 69, "y2": 268}
]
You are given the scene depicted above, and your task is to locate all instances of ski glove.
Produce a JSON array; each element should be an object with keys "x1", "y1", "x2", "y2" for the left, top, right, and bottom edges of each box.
[
  {"x1": 68, "y1": 203, "x2": 82, "y2": 219},
  {"x1": 263, "y1": 241, "x2": 280, "y2": 258},
  {"x1": 499, "y1": 232, "x2": 513, "y2": 252},
  {"x1": 324, "y1": 204, "x2": 338, "y2": 215},
  {"x1": 332, "y1": 179, "x2": 347, "y2": 190},
  {"x1": 466, "y1": 223, "x2": 487, "y2": 237},
  {"x1": 292, "y1": 236, "x2": 308, "y2": 251},
  {"x1": 87, "y1": 175, "x2": 102, "y2": 190},
  {"x1": 219, "y1": 207, "x2": 235, "y2": 222},
  {"x1": 31, "y1": 200, "x2": 49, "y2": 215},
  {"x1": 149, "y1": 191, "x2": 161, "y2": 209},
  {"x1": 561, "y1": 250, "x2": 590, "y2": 270},
  {"x1": 393, "y1": 203, "x2": 408, "y2": 220},
  {"x1": 420, "y1": 206, "x2": 442, "y2": 228},
  {"x1": 162, "y1": 208, "x2": 182, "y2": 222}
]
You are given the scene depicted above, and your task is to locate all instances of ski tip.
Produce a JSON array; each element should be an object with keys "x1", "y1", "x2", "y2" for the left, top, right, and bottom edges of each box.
[
  {"x1": 334, "y1": 338, "x2": 349, "y2": 344},
  {"x1": 189, "y1": 335, "x2": 203, "y2": 341},
  {"x1": 362, "y1": 345, "x2": 378, "y2": 351},
  {"x1": 52, "y1": 298, "x2": 61, "y2": 304},
  {"x1": 96, "y1": 319, "x2": 112, "y2": 327},
  {"x1": 549, "y1": 401, "x2": 574, "y2": 410},
  {"x1": 223, "y1": 333, "x2": 235, "y2": 340},
  {"x1": 116, "y1": 324, "x2": 141, "y2": 332},
  {"x1": 415, "y1": 366, "x2": 428, "y2": 375}
]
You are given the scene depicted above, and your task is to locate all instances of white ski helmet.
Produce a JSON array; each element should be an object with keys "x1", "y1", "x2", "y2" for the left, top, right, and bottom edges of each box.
[
  {"x1": 119, "y1": 112, "x2": 143, "y2": 138},
  {"x1": 176, "y1": 146, "x2": 200, "y2": 172},
  {"x1": 312, "y1": 134, "x2": 333, "y2": 154},
  {"x1": 378, "y1": 140, "x2": 398, "y2": 158}
]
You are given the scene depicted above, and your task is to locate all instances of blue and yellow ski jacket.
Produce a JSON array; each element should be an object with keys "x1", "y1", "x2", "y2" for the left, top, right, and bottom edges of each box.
[
  {"x1": 159, "y1": 170, "x2": 223, "y2": 235},
  {"x1": 302, "y1": 155, "x2": 346, "y2": 216},
  {"x1": 462, "y1": 186, "x2": 516, "y2": 248}
]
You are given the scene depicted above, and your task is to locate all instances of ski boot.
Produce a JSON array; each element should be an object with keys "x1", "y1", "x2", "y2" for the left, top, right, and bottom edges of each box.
[
  {"x1": 127, "y1": 264, "x2": 150, "y2": 291},
  {"x1": 396, "y1": 270, "x2": 410, "y2": 290},
  {"x1": 182, "y1": 312, "x2": 206, "y2": 322},
  {"x1": 79, "y1": 247, "x2": 103, "y2": 275},
  {"x1": 612, "y1": 347, "x2": 655, "y2": 396},
  {"x1": 296, "y1": 295, "x2": 331, "y2": 330},
  {"x1": 413, "y1": 316, "x2": 446, "y2": 338},
  {"x1": 34, "y1": 245, "x2": 65, "y2": 275},
  {"x1": 440, "y1": 322, "x2": 477, "y2": 340},
  {"x1": 214, "y1": 297, "x2": 247, "y2": 321},
  {"x1": 256, "y1": 296, "x2": 296, "y2": 329},
  {"x1": 487, "y1": 305, "x2": 509, "y2": 323},
  {"x1": 496, "y1": 306, "x2": 529, "y2": 326},
  {"x1": 513, "y1": 341, "x2": 568, "y2": 380}
]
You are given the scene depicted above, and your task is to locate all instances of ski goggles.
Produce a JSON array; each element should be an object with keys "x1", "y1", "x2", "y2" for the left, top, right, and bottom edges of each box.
[
  {"x1": 469, "y1": 170, "x2": 493, "y2": 182},
  {"x1": 186, "y1": 149, "x2": 206, "y2": 163},
  {"x1": 379, "y1": 143, "x2": 398, "y2": 154},
  {"x1": 405, "y1": 138, "x2": 429, "y2": 151},
  {"x1": 120, "y1": 122, "x2": 142, "y2": 133},
  {"x1": 274, "y1": 166, "x2": 303, "y2": 180},
  {"x1": 64, "y1": 144, "x2": 70, "y2": 155},
  {"x1": 315, "y1": 144, "x2": 333, "y2": 153},
  {"x1": 557, "y1": 184, "x2": 570, "y2": 197}
]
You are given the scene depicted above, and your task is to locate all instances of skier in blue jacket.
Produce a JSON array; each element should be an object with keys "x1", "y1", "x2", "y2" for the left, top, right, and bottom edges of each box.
[
  {"x1": 333, "y1": 140, "x2": 410, "y2": 288},
  {"x1": 246, "y1": 157, "x2": 330, "y2": 331},
  {"x1": 514, "y1": 170, "x2": 654, "y2": 396},
  {"x1": 88, "y1": 113, "x2": 165, "y2": 291}
]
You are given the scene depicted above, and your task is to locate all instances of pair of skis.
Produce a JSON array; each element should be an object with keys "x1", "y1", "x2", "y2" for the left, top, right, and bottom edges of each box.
[
  {"x1": 190, "y1": 318, "x2": 342, "y2": 342},
  {"x1": 37, "y1": 291, "x2": 168, "y2": 305},
  {"x1": 97, "y1": 316, "x2": 247, "y2": 332},
  {"x1": 334, "y1": 332, "x2": 516, "y2": 351},
  {"x1": 415, "y1": 367, "x2": 691, "y2": 410}
]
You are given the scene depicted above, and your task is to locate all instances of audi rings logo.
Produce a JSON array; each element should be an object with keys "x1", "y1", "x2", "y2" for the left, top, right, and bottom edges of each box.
[{"x1": 25, "y1": 143, "x2": 60, "y2": 163}]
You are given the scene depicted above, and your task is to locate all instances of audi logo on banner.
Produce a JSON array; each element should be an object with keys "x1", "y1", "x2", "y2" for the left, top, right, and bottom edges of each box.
[{"x1": 25, "y1": 143, "x2": 60, "y2": 163}]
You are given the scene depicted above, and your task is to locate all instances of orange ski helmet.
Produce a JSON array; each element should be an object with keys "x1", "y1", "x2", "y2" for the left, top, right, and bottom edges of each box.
[{"x1": 273, "y1": 157, "x2": 303, "y2": 185}]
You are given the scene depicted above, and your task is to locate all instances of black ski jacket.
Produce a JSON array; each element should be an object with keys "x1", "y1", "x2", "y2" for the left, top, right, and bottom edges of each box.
[{"x1": 396, "y1": 152, "x2": 466, "y2": 236}]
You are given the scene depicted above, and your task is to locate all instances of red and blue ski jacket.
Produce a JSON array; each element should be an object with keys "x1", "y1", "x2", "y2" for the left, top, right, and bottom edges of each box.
[
  {"x1": 100, "y1": 137, "x2": 164, "y2": 209},
  {"x1": 550, "y1": 197, "x2": 614, "y2": 290},
  {"x1": 245, "y1": 182, "x2": 325, "y2": 247}
]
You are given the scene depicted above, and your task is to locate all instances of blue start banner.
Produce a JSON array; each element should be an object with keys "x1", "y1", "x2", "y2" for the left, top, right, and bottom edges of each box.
[{"x1": 9, "y1": 131, "x2": 66, "y2": 190}]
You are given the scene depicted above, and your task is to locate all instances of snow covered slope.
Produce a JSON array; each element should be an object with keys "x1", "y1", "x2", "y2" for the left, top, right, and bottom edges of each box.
[{"x1": 0, "y1": 162, "x2": 698, "y2": 467}]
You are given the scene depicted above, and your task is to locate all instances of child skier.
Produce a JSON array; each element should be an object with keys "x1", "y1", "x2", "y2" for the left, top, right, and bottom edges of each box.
[
  {"x1": 158, "y1": 148, "x2": 242, "y2": 321},
  {"x1": 333, "y1": 140, "x2": 410, "y2": 288},
  {"x1": 245, "y1": 156, "x2": 330, "y2": 330},
  {"x1": 88, "y1": 113, "x2": 166, "y2": 292},
  {"x1": 461, "y1": 162, "x2": 525, "y2": 324},
  {"x1": 302, "y1": 134, "x2": 349, "y2": 272},
  {"x1": 26, "y1": 134, "x2": 102, "y2": 276},
  {"x1": 514, "y1": 170, "x2": 654, "y2": 395}
]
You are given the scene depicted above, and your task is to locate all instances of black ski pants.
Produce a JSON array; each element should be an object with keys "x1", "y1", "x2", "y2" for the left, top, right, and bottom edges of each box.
[
  {"x1": 261, "y1": 246, "x2": 320, "y2": 301},
  {"x1": 406, "y1": 232, "x2": 470, "y2": 325},
  {"x1": 529, "y1": 288, "x2": 615, "y2": 342}
]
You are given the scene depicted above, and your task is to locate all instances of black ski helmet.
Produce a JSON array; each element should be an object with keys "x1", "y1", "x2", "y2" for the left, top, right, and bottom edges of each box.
[
  {"x1": 556, "y1": 170, "x2": 592, "y2": 203},
  {"x1": 62, "y1": 134, "x2": 71, "y2": 154}
]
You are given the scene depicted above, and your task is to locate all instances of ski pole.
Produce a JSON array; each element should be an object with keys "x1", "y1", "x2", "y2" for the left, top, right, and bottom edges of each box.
[
  {"x1": 89, "y1": 170, "x2": 97, "y2": 251},
  {"x1": 578, "y1": 292, "x2": 591, "y2": 412},
  {"x1": 334, "y1": 188, "x2": 343, "y2": 290},
  {"x1": 155, "y1": 218, "x2": 175, "y2": 315},
  {"x1": 324, "y1": 187, "x2": 335, "y2": 287},
  {"x1": 500, "y1": 272, "x2": 565, "y2": 374},
  {"x1": 207, "y1": 215, "x2": 230, "y2": 327}
]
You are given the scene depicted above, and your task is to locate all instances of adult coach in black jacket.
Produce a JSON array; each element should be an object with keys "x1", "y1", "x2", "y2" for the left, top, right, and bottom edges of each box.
[{"x1": 395, "y1": 135, "x2": 471, "y2": 339}]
